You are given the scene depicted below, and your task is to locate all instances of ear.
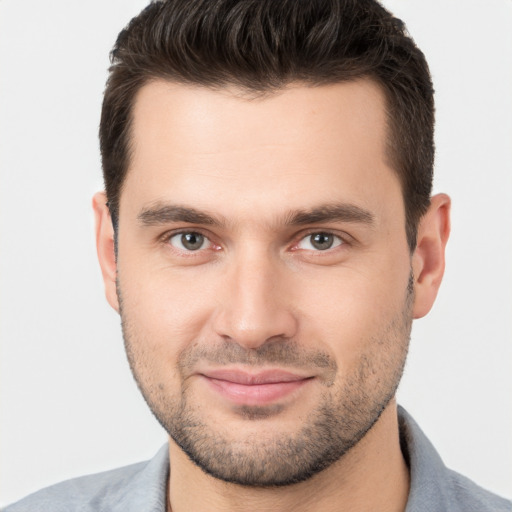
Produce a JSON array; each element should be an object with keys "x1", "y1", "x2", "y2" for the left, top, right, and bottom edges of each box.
[
  {"x1": 92, "y1": 192, "x2": 119, "y2": 313},
  {"x1": 412, "y1": 193, "x2": 451, "y2": 319}
]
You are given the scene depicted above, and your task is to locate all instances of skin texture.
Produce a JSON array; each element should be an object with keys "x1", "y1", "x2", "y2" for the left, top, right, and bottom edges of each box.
[{"x1": 94, "y1": 79, "x2": 450, "y2": 511}]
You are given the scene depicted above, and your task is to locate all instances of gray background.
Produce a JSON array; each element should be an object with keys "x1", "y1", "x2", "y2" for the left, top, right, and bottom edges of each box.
[{"x1": 1, "y1": 0, "x2": 511, "y2": 506}]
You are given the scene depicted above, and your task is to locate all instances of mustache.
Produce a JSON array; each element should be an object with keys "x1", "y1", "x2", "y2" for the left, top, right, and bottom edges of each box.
[{"x1": 178, "y1": 339, "x2": 337, "y2": 374}]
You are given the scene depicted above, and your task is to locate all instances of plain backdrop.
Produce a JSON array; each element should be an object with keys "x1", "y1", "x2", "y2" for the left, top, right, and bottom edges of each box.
[{"x1": 1, "y1": 0, "x2": 511, "y2": 507}]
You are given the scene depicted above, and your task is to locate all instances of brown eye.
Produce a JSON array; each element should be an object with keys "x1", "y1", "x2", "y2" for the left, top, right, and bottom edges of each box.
[
  {"x1": 297, "y1": 232, "x2": 343, "y2": 251},
  {"x1": 169, "y1": 232, "x2": 208, "y2": 251}
]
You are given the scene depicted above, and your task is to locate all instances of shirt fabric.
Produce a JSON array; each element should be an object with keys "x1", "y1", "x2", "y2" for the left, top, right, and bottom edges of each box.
[{"x1": 4, "y1": 407, "x2": 511, "y2": 511}]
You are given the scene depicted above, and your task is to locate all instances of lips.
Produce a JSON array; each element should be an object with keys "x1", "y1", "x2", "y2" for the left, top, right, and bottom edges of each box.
[{"x1": 199, "y1": 369, "x2": 312, "y2": 406}]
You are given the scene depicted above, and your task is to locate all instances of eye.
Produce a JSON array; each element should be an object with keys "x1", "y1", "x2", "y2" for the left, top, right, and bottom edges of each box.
[
  {"x1": 296, "y1": 232, "x2": 343, "y2": 251},
  {"x1": 168, "y1": 232, "x2": 210, "y2": 251}
]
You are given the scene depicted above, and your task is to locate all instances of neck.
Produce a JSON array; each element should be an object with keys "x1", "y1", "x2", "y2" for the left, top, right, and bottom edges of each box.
[{"x1": 167, "y1": 400, "x2": 409, "y2": 512}]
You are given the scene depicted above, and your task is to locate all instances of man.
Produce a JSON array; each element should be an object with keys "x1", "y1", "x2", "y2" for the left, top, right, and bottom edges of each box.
[{"x1": 5, "y1": 0, "x2": 511, "y2": 511}]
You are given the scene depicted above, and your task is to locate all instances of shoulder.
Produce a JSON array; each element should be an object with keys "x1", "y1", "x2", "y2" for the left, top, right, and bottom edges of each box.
[
  {"x1": 443, "y1": 468, "x2": 511, "y2": 512},
  {"x1": 398, "y1": 406, "x2": 511, "y2": 512},
  {"x1": 4, "y1": 462, "x2": 145, "y2": 512},
  {"x1": 3, "y1": 445, "x2": 169, "y2": 512}
]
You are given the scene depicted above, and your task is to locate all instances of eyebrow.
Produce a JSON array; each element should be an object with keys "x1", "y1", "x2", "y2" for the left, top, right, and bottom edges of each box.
[
  {"x1": 286, "y1": 204, "x2": 375, "y2": 226},
  {"x1": 137, "y1": 202, "x2": 375, "y2": 228},
  {"x1": 138, "y1": 204, "x2": 223, "y2": 226}
]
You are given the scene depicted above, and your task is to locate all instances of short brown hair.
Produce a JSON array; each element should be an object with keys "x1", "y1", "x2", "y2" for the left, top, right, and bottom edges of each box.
[{"x1": 100, "y1": 0, "x2": 434, "y2": 250}]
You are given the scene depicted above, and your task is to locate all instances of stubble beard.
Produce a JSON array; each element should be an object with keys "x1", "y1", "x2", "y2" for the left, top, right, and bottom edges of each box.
[{"x1": 119, "y1": 279, "x2": 413, "y2": 487}]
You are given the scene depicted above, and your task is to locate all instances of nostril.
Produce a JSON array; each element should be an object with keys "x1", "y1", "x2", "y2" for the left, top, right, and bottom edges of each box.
[{"x1": 212, "y1": 307, "x2": 298, "y2": 350}]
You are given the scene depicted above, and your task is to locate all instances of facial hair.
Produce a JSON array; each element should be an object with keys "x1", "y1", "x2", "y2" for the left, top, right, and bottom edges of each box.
[{"x1": 119, "y1": 277, "x2": 413, "y2": 487}]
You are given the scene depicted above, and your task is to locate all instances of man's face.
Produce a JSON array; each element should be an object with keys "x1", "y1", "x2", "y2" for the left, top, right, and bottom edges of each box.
[{"x1": 114, "y1": 79, "x2": 414, "y2": 486}]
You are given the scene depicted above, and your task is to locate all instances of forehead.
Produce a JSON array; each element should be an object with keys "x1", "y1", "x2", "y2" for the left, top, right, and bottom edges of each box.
[
  {"x1": 129, "y1": 78, "x2": 389, "y2": 161},
  {"x1": 122, "y1": 79, "x2": 401, "y2": 225}
]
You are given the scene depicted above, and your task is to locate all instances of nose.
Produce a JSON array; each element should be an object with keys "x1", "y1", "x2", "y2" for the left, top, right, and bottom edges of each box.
[{"x1": 212, "y1": 249, "x2": 298, "y2": 349}]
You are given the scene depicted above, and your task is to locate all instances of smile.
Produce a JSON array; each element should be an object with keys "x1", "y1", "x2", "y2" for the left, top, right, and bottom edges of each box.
[{"x1": 199, "y1": 369, "x2": 313, "y2": 406}]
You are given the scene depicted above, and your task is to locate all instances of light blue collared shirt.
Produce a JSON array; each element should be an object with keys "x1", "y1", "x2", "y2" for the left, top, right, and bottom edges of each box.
[{"x1": 4, "y1": 407, "x2": 511, "y2": 511}]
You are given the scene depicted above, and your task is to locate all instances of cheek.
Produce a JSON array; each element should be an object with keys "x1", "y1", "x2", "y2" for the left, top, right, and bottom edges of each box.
[
  {"x1": 295, "y1": 263, "x2": 410, "y2": 367},
  {"x1": 117, "y1": 258, "x2": 219, "y2": 355}
]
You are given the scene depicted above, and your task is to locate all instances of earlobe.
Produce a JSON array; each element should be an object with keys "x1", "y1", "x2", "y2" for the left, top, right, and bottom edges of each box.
[
  {"x1": 92, "y1": 192, "x2": 120, "y2": 313},
  {"x1": 412, "y1": 193, "x2": 451, "y2": 319}
]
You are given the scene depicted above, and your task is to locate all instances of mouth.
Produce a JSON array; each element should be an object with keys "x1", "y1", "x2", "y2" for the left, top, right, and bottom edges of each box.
[{"x1": 199, "y1": 369, "x2": 313, "y2": 406}]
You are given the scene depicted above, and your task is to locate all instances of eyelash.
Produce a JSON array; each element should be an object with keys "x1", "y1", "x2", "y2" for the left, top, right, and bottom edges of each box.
[
  {"x1": 291, "y1": 231, "x2": 346, "y2": 252},
  {"x1": 163, "y1": 230, "x2": 220, "y2": 254},
  {"x1": 161, "y1": 229, "x2": 350, "y2": 255}
]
